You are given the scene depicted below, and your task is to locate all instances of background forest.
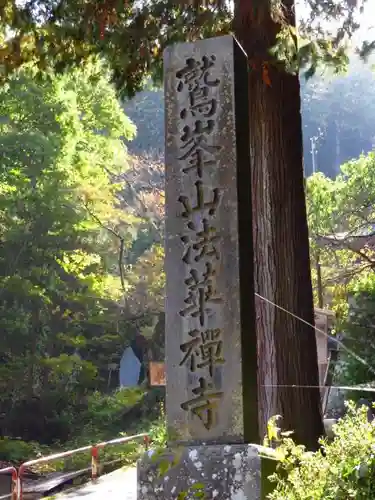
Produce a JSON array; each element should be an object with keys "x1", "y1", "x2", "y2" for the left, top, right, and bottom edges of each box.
[
  {"x1": 124, "y1": 55, "x2": 375, "y2": 179},
  {"x1": 0, "y1": 59, "x2": 166, "y2": 463},
  {"x1": 2, "y1": 46, "x2": 375, "y2": 466}
]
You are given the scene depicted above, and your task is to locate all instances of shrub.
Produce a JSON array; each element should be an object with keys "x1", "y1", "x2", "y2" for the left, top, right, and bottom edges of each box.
[
  {"x1": 268, "y1": 402, "x2": 375, "y2": 499},
  {"x1": 147, "y1": 401, "x2": 167, "y2": 449},
  {"x1": 340, "y1": 285, "x2": 375, "y2": 389},
  {"x1": 85, "y1": 387, "x2": 145, "y2": 428},
  {"x1": 0, "y1": 437, "x2": 46, "y2": 463}
]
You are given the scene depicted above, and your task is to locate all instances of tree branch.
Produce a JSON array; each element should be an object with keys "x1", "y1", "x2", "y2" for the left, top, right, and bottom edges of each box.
[
  {"x1": 82, "y1": 201, "x2": 127, "y2": 296},
  {"x1": 317, "y1": 263, "x2": 374, "y2": 287}
]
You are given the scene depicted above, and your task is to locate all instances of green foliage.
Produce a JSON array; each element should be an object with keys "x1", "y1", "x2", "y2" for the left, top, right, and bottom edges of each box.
[
  {"x1": 268, "y1": 403, "x2": 375, "y2": 499},
  {"x1": 307, "y1": 151, "x2": 375, "y2": 243},
  {"x1": 85, "y1": 388, "x2": 145, "y2": 428},
  {"x1": 0, "y1": 0, "x2": 230, "y2": 96},
  {"x1": 59, "y1": 390, "x2": 166, "y2": 473},
  {"x1": 127, "y1": 243, "x2": 165, "y2": 314},
  {"x1": 0, "y1": 60, "x2": 166, "y2": 449},
  {"x1": 306, "y1": 152, "x2": 375, "y2": 319},
  {"x1": 338, "y1": 278, "x2": 375, "y2": 387},
  {"x1": 305, "y1": 150, "x2": 375, "y2": 391},
  {"x1": 0, "y1": 11, "x2": 167, "y2": 468},
  {"x1": 147, "y1": 401, "x2": 167, "y2": 448},
  {"x1": 0, "y1": 437, "x2": 47, "y2": 463},
  {"x1": 0, "y1": 389, "x2": 166, "y2": 474},
  {"x1": 176, "y1": 483, "x2": 205, "y2": 500},
  {"x1": 0, "y1": 1, "x2": 373, "y2": 96}
]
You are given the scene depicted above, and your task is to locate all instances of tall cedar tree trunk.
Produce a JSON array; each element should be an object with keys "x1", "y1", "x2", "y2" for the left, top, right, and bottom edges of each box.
[{"x1": 234, "y1": 0, "x2": 324, "y2": 449}]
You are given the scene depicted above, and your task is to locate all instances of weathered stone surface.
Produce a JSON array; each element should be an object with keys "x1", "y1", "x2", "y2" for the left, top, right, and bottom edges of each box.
[
  {"x1": 137, "y1": 444, "x2": 261, "y2": 499},
  {"x1": 164, "y1": 35, "x2": 258, "y2": 445}
]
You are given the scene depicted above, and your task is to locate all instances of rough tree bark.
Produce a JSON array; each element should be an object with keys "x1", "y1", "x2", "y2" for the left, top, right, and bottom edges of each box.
[{"x1": 234, "y1": 0, "x2": 324, "y2": 449}]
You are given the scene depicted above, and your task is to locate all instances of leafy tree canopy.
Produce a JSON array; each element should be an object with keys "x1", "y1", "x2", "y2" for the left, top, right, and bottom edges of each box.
[
  {"x1": 0, "y1": 0, "x2": 372, "y2": 96},
  {"x1": 306, "y1": 151, "x2": 375, "y2": 320},
  {"x1": 0, "y1": 58, "x2": 155, "y2": 443}
]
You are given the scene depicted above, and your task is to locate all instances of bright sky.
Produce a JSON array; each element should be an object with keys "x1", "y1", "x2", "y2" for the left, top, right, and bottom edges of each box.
[
  {"x1": 296, "y1": 0, "x2": 375, "y2": 44},
  {"x1": 355, "y1": 3, "x2": 375, "y2": 43}
]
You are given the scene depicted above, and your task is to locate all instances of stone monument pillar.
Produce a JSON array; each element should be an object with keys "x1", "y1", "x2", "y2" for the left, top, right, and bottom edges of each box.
[{"x1": 138, "y1": 35, "x2": 268, "y2": 499}]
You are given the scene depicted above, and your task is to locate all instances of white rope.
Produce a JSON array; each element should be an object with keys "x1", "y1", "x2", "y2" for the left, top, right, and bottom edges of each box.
[
  {"x1": 254, "y1": 291, "x2": 375, "y2": 376},
  {"x1": 262, "y1": 384, "x2": 375, "y2": 393}
]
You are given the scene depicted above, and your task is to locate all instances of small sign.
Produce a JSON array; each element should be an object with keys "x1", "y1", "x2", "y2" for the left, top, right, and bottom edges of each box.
[{"x1": 149, "y1": 362, "x2": 166, "y2": 386}]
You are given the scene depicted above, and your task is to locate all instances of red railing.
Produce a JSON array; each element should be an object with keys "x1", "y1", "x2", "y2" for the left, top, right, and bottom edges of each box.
[
  {"x1": 17, "y1": 433, "x2": 150, "y2": 500},
  {"x1": 0, "y1": 467, "x2": 18, "y2": 500},
  {"x1": 91, "y1": 433, "x2": 150, "y2": 480}
]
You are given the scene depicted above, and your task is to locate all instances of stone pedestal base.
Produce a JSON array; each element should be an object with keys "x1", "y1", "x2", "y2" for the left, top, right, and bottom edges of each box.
[{"x1": 137, "y1": 444, "x2": 263, "y2": 499}]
